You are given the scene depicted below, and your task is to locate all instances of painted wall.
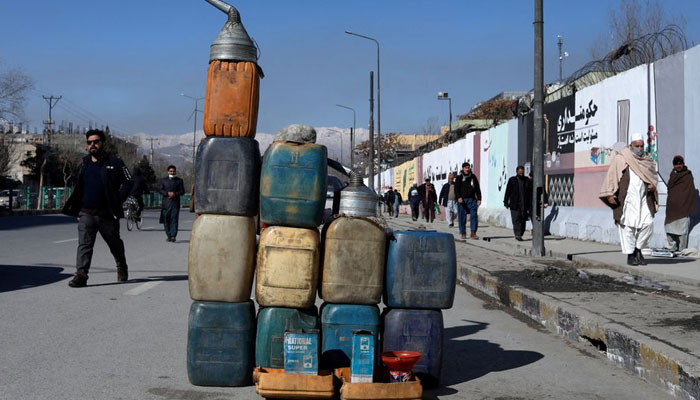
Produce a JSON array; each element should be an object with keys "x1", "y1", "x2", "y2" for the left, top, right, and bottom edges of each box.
[{"x1": 373, "y1": 44, "x2": 700, "y2": 247}]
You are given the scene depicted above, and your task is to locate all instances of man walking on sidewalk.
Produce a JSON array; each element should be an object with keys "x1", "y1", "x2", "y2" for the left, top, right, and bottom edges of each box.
[
  {"x1": 455, "y1": 162, "x2": 482, "y2": 240},
  {"x1": 599, "y1": 133, "x2": 658, "y2": 266},
  {"x1": 62, "y1": 129, "x2": 133, "y2": 287},
  {"x1": 418, "y1": 178, "x2": 437, "y2": 223},
  {"x1": 393, "y1": 188, "x2": 402, "y2": 218},
  {"x1": 439, "y1": 172, "x2": 458, "y2": 227},
  {"x1": 504, "y1": 166, "x2": 532, "y2": 241},
  {"x1": 158, "y1": 165, "x2": 185, "y2": 242},
  {"x1": 384, "y1": 187, "x2": 395, "y2": 217},
  {"x1": 408, "y1": 182, "x2": 420, "y2": 221},
  {"x1": 664, "y1": 155, "x2": 698, "y2": 251}
]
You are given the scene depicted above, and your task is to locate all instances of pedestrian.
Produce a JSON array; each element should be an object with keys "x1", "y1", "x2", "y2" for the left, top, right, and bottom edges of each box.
[
  {"x1": 455, "y1": 162, "x2": 482, "y2": 240},
  {"x1": 664, "y1": 155, "x2": 698, "y2": 251},
  {"x1": 418, "y1": 178, "x2": 437, "y2": 223},
  {"x1": 504, "y1": 166, "x2": 532, "y2": 241},
  {"x1": 599, "y1": 133, "x2": 658, "y2": 266},
  {"x1": 393, "y1": 188, "x2": 403, "y2": 218},
  {"x1": 408, "y1": 182, "x2": 420, "y2": 221},
  {"x1": 439, "y1": 172, "x2": 458, "y2": 227},
  {"x1": 158, "y1": 165, "x2": 185, "y2": 242},
  {"x1": 128, "y1": 167, "x2": 149, "y2": 218},
  {"x1": 62, "y1": 129, "x2": 133, "y2": 288},
  {"x1": 384, "y1": 187, "x2": 395, "y2": 217}
]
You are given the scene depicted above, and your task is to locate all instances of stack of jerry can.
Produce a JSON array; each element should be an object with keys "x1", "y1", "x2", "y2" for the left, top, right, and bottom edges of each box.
[
  {"x1": 319, "y1": 173, "x2": 384, "y2": 375},
  {"x1": 382, "y1": 230, "x2": 457, "y2": 387},
  {"x1": 255, "y1": 130, "x2": 327, "y2": 373},
  {"x1": 187, "y1": 0, "x2": 262, "y2": 387}
]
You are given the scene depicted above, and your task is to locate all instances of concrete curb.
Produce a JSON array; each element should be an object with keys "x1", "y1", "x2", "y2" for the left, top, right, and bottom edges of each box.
[
  {"x1": 481, "y1": 237, "x2": 700, "y2": 288},
  {"x1": 458, "y1": 263, "x2": 700, "y2": 400}
]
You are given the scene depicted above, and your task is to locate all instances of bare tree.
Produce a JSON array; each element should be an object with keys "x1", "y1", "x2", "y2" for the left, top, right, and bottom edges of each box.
[
  {"x1": 0, "y1": 138, "x2": 20, "y2": 177},
  {"x1": 591, "y1": 0, "x2": 687, "y2": 60},
  {"x1": 0, "y1": 67, "x2": 34, "y2": 120},
  {"x1": 422, "y1": 116, "x2": 439, "y2": 135}
]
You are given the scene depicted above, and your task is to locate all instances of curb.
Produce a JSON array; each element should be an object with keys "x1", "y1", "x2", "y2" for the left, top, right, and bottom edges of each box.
[
  {"x1": 481, "y1": 237, "x2": 700, "y2": 288},
  {"x1": 458, "y1": 263, "x2": 700, "y2": 400}
]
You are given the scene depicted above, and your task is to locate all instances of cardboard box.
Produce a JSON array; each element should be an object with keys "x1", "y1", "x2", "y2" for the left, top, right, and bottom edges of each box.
[
  {"x1": 335, "y1": 367, "x2": 422, "y2": 400},
  {"x1": 350, "y1": 330, "x2": 374, "y2": 383},
  {"x1": 253, "y1": 367, "x2": 335, "y2": 399},
  {"x1": 284, "y1": 330, "x2": 319, "y2": 375}
]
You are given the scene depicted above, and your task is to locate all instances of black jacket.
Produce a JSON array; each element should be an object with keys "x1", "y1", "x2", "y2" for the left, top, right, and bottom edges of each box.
[
  {"x1": 418, "y1": 183, "x2": 437, "y2": 204},
  {"x1": 454, "y1": 172, "x2": 481, "y2": 201},
  {"x1": 158, "y1": 176, "x2": 185, "y2": 209},
  {"x1": 438, "y1": 182, "x2": 455, "y2": 207},
  {"x1": 393, "y1": 191, "x2": 403, "y2": 205},
  {"x1": 384, "y1": 190, "x2": 395, "y2": 205},
  {"x1": 129, "y1": 174, "x2": 150, "y2": 198},
  {"x1": 504, "y1": 175, "x2": 532, "y2": 212},
  {"x1": 62, "y1": 153, "x2": 133, "y2": 218}
]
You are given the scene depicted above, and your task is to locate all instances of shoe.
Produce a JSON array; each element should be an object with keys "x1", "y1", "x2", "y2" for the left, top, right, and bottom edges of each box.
[
  {"x1": 460, "y1": 233, "x2": 467, "y2": 240},
  {"x1": 515, "y1": 236, "x2": 523, "y2": 241},
  {"x1": 627, "y1": 253, "x2": 639, "y2": 266},
  {"x1": 166, "y1": 237, "x2": 172, "y2": 242},
  {"x1": 117, "y1": 266, "x2": 128, "y2": 282},
  {"x1": 635, "y1": 248, "x2": 647, "y2": 265},
  {"x1": 68, "y1": 273, "x2": 88, "y2": 288},
  {"x1": 449, "y1": 223, "x2": 454, "y2": 227},
  {"x1": 470, "y1": 231, "x2": 479, "y2": 240},
  {"x1": 412, "y1": 218, "x2": 417, "y2": 221}
]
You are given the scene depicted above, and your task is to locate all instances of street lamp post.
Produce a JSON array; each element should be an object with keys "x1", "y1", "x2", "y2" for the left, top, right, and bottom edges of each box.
[
  {"x1": 346, "y1": 30, "x2": 381, "y2": 190},
  {"x1": 335, "y1": 104, "x2": 356, "y2": 168},
  {"x1": 181, "y1": 93, "x2": 204, "y2": 185},
  {"x1": 437, "y1": 92, "x2": 452, "y2": 133}
]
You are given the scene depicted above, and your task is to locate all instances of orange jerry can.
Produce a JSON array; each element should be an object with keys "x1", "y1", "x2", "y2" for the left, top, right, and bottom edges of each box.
[{"x1": 203, "y1": 0, "x2": 263, "y2": 138}]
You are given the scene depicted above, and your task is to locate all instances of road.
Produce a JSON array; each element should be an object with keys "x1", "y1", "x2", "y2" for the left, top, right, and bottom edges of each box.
[{"x1": 0, "y1": 211, "x2": 674, "y2": 400}]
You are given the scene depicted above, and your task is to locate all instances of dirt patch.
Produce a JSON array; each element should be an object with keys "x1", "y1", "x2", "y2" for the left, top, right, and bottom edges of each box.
[
  {"x1": 655, "y1": 315, "x2": 700, "y2": 331},
  {"x1": 493, "y1": 266, "x2": 634, "y2": 293}
]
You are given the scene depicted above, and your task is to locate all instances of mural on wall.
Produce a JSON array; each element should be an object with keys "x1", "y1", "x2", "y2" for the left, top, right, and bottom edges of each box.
[
  {"x1": 392, "y1": 159, "x2": 417, "y2": 200},
  {"x1": 479, "y1": 130, "x2": 491, "y2": 207},
  {"x1": 545, "y1": 94, "x2": 576, "y2": 175},
  {"x1": 486, "y1": 123, "x2": 509, "y2": 208},
  {"x1": 421, "y1": 136, "x2": 474, "y2": 189},
  {"x1": 547, "y1": 173, "x2": 575, "y2": 207}
]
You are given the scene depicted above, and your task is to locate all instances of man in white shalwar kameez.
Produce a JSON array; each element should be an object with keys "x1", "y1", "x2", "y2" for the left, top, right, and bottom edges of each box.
[{"x1": 599, "y1": 133, "x2": 659, "y2": 266}]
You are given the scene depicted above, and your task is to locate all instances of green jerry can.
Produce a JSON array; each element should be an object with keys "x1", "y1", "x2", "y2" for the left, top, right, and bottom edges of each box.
[
  {"x1": 255, "y1": 307, "x2": 319, "y2": 369},
  {"x1": 187, "y1": 301, "x2": 255, "y2": 386},
  {"x1": 320, "y1": 303, "x2": 380, "y2": 370},
  {"x1": 260, "y1": 141, "x2": 328, "y2": 228}
]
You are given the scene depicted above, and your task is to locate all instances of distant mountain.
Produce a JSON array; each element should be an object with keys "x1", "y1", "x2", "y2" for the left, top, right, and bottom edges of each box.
[{"x1": 126, "y1": 126, "x2": 369, "y2": 167}]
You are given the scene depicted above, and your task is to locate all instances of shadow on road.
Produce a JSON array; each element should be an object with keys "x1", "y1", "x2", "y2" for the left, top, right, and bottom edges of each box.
[
  {"x1": 87, "y1": 274, "x2": 188, "y2": 287},
  {"x1": 437, "y1": 319, "x2": 544, "y2": 388},
  {"x1": 0, "y1": 214, "x2": 75, "y2": 231},
  {"x1": 0, "y1": 264, "x2": 73, "y2": 293}
]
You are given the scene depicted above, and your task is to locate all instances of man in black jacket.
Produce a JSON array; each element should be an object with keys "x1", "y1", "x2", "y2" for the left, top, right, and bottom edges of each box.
[
  {"x1": 384, "y1": 187, "x2": 395, "y2": 217},
  {"x1": 128, "y1": 167, "x2": 149, "y2": 218},
  {"x1": 158, "y1": 165, "x2": 185, "y2": 242},
  {"x1": 408, "y1": 182, "x2": 420, "y2": 221},
  {"x1": 504, "y1": 166, "x2": 532, "y2": 241},
  {"x1": 454, "y1": 162, "x2": 482, "y2": 239},
  {"x1": 62, "y1": 129, "x2": 133, "y2": 288}
]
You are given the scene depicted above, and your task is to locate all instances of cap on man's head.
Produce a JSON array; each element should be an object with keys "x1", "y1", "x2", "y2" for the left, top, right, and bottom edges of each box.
[
  {"x1": 673, "y1": 155, "x2": 685, "y2": 165},
  {"x1": 630, "y1": 132, "x2": 644, "y2": 143},
  {"x1": 425, "y1": 178, "x2": 430, "y2": 182}
]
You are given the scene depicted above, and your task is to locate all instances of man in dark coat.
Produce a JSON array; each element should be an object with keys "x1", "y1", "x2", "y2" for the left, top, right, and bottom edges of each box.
[
  {"x1": 504, "y1": 166, "x2": 532, "y2": 241},
  {"x1": 418, "y1": 178, "x2": 437, "y2": 223},
  {"x1": 392, "y1": 188, "x2": 403, "y2": 218},
  {"x1": 408, "y1": 182, "x2": 420, "y2": 221},
  {"x1": 158, "y1": 165, "x2": 185, "y2": 242},
  {"x1": 128, "y1": 167, "x2": 149, "y2": 217},
  {"x1": 62, "y1": 129, "x2": 133, "y2": 287},
  {"x1": 454, "y1": 162, "x2": 482, "y2": 239},
  {"x1": 665, "y1": 155, "x2": 698, "y2": 251},
  {"x1": 384, "y1": 187, "x2": 395, "y2": 217}
]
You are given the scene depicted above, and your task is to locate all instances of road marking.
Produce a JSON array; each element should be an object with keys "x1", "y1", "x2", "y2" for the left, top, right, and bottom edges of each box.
[
  {"x1": 53, "y1": 238, "x2": 78, "y2": 243},
  {"x1": 124, "y1": 281, "x2": 162, "y2": 296},
  {"x1": 142, "y1": 226, "x2": 156, "y2": 229}
]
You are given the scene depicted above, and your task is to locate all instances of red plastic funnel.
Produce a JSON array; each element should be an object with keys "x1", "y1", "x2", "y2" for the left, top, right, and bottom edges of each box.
[{"x1": 381, "y1": 351, "x2": 422, "y2": 371}]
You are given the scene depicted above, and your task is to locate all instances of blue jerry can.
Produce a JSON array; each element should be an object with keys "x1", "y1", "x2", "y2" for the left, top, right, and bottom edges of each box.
[
  {"x1": 385, "y1": 230, "x2": 456, "y2": 309},
  {"x1": 187, "y1": 301, "x2": 255, "y2": 387},
  {"x1": 260, "y1": 142, "x2": 328, "y2": 228},
  {"x1": 320, "y1": 303, "x2": 380, "y2": 369},
  {"x1": 195, "y1": 137, "x2": 261, "y2": 216},
  {"x1": 255, "y1": 306, "x2": 319, "y2": 369},
  {"x1": 382, "y1": 308, "x2": 444, "y2": 387}
]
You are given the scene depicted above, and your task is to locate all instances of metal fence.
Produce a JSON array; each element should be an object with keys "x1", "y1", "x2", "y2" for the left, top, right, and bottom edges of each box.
[{"x1": 5, "y1": 187, "x2": 190, "y2": 211}]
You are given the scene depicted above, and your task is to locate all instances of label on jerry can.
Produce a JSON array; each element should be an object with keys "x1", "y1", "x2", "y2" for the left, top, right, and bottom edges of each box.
[
  {"x1": 284, "y1": 330, "x2": 319, "y2": 375},
  {"x1": 350, "y1": 330, "x2": 374, "y2": 383}
]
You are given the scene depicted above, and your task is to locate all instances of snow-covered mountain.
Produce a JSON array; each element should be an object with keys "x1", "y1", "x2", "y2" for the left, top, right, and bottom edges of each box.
[{"x1": 126, "y1": 126, "x2": 369, "y2": 166}]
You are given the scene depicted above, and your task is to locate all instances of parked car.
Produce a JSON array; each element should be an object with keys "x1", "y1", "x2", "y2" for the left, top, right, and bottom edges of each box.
[{"x1": 0, "y1": 189, "x2": 24, "y2": 209}]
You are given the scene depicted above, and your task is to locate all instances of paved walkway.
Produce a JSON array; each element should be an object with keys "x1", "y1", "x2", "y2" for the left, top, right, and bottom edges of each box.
[{"x1": 386, "y1": 211, "x2": 700, "y2": 400}]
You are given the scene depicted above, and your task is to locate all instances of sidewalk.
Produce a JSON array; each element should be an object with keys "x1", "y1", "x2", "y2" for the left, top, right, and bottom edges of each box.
[{"x1": 385, "y1": 212, "x2": 700, "y2": 400}]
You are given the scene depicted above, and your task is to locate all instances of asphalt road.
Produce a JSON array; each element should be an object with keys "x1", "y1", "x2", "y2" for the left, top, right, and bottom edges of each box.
[{"x1": 0, "y1": 211, "x2": 674, "y2": 400}]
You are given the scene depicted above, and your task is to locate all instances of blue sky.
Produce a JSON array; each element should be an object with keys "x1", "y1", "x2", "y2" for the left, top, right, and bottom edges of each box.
[{"x1": 1, "y1": 1, "x2": 698, "y2": 136}]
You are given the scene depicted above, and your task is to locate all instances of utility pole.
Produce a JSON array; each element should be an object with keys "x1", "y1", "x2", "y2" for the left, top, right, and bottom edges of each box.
[
  {"x1": 369, "y1": 71, "x2": 375, "y2": 193},
  {"x1": 42, "y1": 95, "x2": 61, "y2": 144},
  {"x1": 349, "y1": 127, "x2": 354, "y2": 168},
  {"x1": 558, "y1": 35, "x2": 568, "y2": 82},
  {"x1": 146, "y1": 138, "x2": 159, "y2": 164},
  {"x1": 532, "y1": 0, "x2": 545, "y2": 256}
]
